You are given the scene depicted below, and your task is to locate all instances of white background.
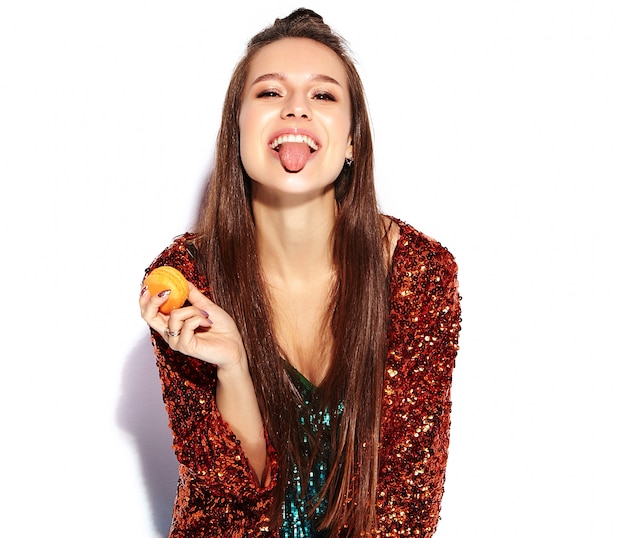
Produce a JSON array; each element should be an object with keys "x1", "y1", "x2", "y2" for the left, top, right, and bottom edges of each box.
[{"x1": 1, "y1": 1, "x2": 624, "y2": 536}]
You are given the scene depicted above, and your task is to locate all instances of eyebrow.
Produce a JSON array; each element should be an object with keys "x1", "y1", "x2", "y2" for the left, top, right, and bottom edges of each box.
[{"x1": 250, "y1": 72, "x2": 342, "y2": 86}]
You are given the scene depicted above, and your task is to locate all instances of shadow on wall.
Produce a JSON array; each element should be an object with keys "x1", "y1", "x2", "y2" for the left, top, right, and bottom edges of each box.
[{"x1": 117, "y1": 334, "x2": 178, "y2": 538}]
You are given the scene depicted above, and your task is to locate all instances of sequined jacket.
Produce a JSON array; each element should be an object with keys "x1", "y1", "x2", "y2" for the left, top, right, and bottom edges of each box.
[{"x1": 147, "y1": 219, "x2": 461, "y2": 537}]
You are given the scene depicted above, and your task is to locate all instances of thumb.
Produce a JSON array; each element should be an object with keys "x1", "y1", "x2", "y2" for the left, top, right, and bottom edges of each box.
[{"x1": 186, "y1": 282, "x2": 215, "y2": 310}]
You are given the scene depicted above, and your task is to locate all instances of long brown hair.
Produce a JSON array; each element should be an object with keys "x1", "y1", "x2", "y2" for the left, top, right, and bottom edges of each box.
[{"x1": 193, "y1": 9, "x2": 389, "y2": 535}]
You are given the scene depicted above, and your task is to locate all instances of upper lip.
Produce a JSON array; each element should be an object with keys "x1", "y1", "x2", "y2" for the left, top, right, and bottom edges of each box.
[{"x1": 268, "y1": 129, "x2": 320, "y2": 152}]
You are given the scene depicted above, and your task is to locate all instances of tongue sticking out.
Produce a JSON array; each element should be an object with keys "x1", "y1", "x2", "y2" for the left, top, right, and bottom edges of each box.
[{"x1": 277, "y1": 142, "x2": 311, "y2": 172}]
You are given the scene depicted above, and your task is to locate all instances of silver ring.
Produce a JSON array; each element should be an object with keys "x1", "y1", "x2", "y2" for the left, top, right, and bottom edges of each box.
[{"x1": 165, "y1": 328, "x2": 181, "y2": 338}]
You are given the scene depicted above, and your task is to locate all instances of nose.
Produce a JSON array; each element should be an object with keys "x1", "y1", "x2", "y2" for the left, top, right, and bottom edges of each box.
[{"x1": 280, "y1": 93, "x2": 311, "y2": 120}]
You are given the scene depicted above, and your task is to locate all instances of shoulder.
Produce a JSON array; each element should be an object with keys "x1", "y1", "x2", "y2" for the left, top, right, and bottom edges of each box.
[
  {"x1": 144, "y1": 233, "x2": 207, "y2": 290},
  {"x1": 385, "y1": 216, "x2": 461, "y2": 359},
  {"x1": 387, "y1": 216, "x2": 458, "y2": 278}
]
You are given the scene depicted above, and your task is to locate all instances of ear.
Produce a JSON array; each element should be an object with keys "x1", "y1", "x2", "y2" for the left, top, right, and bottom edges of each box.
[{"x1": 345, "y1": 136, "x2": 354, "y2": 160}]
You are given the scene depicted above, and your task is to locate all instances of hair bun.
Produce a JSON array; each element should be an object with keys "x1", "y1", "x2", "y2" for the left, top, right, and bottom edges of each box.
[{"x1": 280, "y1": 8, "x2": 324, "y2": 24}]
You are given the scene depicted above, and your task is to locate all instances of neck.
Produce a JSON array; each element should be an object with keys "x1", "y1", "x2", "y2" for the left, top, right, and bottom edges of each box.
[{"x1": 252, "y1": 186, "x2": 336, "y2": 285}]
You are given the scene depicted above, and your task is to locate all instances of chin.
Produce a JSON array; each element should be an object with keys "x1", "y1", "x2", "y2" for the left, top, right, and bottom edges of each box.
[{"x1": 250, "y1": 176, "x2": 335, "y2": 201}]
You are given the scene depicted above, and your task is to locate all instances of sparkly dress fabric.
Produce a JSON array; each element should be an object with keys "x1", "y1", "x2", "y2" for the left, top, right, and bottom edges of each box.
[
  {"x1": 146, "y1": 218, "x2": 461, "y2": 537},
  {"x1": 281, "y1": 362, "x2": 334, "y2": 538}
]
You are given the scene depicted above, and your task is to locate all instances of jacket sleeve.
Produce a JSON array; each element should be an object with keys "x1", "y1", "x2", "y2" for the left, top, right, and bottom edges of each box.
[
  {"x1": 377, "y1": 223, "x2": 461, "y2": 536},
  {"x1": 145, "y1": 236, "x2": 278, "y2": 503}
]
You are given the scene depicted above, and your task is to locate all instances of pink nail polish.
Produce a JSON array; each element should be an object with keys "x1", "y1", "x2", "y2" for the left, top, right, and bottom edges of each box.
[
  {"x1": 140, "y1": 285, "x2": 148, "y2": 296},
  {"x1": 158, "y1": 289, "x2": 171, "y2": 298}
]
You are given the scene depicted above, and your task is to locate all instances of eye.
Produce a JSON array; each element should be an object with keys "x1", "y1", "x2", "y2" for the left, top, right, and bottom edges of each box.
[
  {"x1": 312, "y1": 91, "x2": 336, "y2": 101},
  {"x1": 256, "y1": 89, "x2": 282, "y2": 98}
]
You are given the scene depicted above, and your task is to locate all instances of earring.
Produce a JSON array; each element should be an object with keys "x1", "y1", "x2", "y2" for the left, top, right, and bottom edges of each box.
[{"x1": 345, "y1": 157, "x2": 353, "y2": 167}]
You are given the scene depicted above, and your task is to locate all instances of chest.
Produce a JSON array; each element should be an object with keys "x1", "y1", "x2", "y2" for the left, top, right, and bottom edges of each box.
[{"x1": 268, "y1": 280, "x2": 334, "y2": 386}]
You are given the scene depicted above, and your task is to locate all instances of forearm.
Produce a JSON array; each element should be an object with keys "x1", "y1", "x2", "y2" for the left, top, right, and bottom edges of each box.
[{"x1": 216, "y1": 362, "x2": 267, "y2": 485}]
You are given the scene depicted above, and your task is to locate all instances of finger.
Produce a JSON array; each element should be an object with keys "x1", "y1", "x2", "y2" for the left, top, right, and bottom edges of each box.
[
  {"x1": 163, "y1": 326, "x2": 182, "y2": 339},
  {"x1": 139, "y1": 284, "x2": 151, "y2": 310},
  {"x1": 141, "y1": 287, "x2": 171, "y2": 312},
  {"x1": 186, "y1": 282, "x2": 215, "y2": 310},
  {"x1": 185, "y1": 283, "x2": 234, "y2": 328},
  {"x1": 140, "y1": 286, "x2": 171, "y2": 328},
  {"x1": 165, "y1": 309, "x2": 213, "y2": 352},
  {"x1": 167, "y1": 304, "x2": 213, "y2": 330}
]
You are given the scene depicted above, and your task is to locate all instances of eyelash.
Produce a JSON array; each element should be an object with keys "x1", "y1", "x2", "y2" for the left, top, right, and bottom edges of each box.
[
  {"x1": 257, "y1": 89, "x2": 282, "y2": 98},
  {"x1": 313, "y1": 91, "x2": 336, "y2": 101},
  {"x1": 255, "y1": 89, "x2": 337, "y2": 102}
]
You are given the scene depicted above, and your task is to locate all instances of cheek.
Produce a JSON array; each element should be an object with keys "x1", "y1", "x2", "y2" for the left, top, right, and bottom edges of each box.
[
  {"x1": 238, "y1": 137, "x2": 258, "y2": 180},
  {"x1": 329, "y1": 114, "x2": 352, "y2": 155},
  {"x1": 238, "y1": 108, "x2": 250, "y2": 149},
  {"x1": 238, "y1": 108, "x2": 259, "y2": 168},
  {"x1": 330, "y1": 105, "x2": 352, "y2": 141}
]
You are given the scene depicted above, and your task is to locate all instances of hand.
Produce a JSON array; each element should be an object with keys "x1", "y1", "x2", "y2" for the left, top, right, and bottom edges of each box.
[{"x1": 140, "y1": 281, "x2": 247, "y2": 371}]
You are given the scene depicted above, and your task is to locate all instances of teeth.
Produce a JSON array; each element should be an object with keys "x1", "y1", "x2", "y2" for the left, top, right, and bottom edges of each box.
[{"x1": 270, "y1": 134, "x2": 318, "y2": 151}]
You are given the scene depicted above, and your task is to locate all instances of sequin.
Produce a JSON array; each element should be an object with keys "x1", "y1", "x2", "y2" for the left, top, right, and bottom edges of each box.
[
  {"x1": 281, "y1": 362, "x2": 334, "y2": 537},
  {"x1": 145, "y1": 217, "x2": 461, "y2": 536}
]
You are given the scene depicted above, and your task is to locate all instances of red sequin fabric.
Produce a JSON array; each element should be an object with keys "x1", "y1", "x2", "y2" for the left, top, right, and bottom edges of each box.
[{"x1": 145, "y1": 218, "x2": 461, "y2": 537}]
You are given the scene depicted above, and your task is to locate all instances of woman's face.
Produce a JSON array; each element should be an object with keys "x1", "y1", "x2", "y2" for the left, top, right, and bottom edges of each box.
[{"x1": 239, "y1": 38, "x2": 353, "y2": 199}]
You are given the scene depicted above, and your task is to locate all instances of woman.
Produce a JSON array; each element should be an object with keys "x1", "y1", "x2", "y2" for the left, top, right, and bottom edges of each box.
[{"x1": 140, "y1": 8, "x2": 461, "y2": 537}]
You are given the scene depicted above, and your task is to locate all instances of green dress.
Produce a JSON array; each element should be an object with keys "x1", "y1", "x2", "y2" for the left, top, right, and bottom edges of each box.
[{"x1": 281, "y1": 362, "x2": 337, "y2": 538}]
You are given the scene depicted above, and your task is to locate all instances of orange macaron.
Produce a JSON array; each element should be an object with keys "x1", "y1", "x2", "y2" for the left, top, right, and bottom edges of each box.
[{"x1": 144, "y1": 266, "x2": 189, "y2": 314}]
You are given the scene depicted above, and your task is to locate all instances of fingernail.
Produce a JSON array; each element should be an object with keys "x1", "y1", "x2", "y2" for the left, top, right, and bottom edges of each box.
[
  {"x1": 158, "y1": 289, "x2": 171, "y2": 298},
  {"x1": 199, "y1": 310, "x2": 213, "y2": 325},
  {"x1": 200, "y1": 310, "x2": 213, "y2": 325},
  {"x1": 140, "y1": 285, "x2": 148, "y2": 296}
]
